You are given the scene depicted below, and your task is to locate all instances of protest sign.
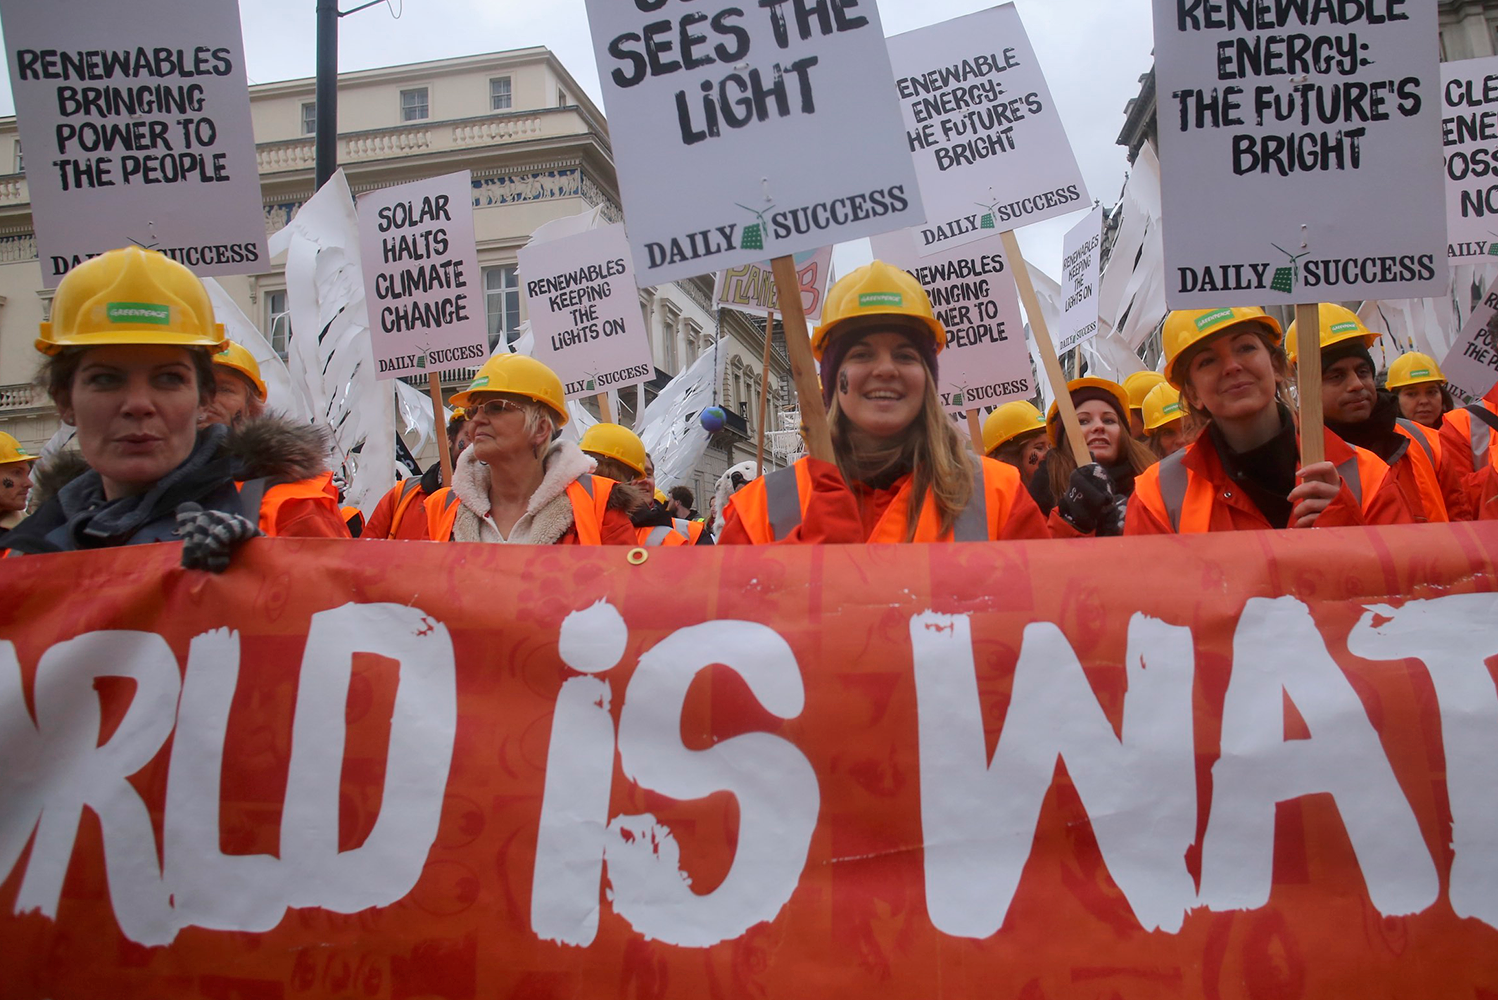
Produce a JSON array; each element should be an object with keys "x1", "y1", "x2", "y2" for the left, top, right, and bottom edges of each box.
[
  {"x1": 0, "y1": 0, "x2": 268, "y2": 286},
  {"x1": 519, "y1": 222, "x2": 654, "y2": 399},
  {"x1": 1059, "y1": 204, "x2": 1104, "y2": 354},
  {"x1": 4, "y1": 525, "x2": 1498, "y2": 998},
  {"x1": 583, "y1": 0, "x2": 922, "y2": 286},
  {"x1": 714, "y1": 246, "x2": 833, "y2": 321},
  {"x1": 887, "y1": 3, "x2": 1089, "y2": 257},
  {"x1": 1440, "y1": 288, "x2": 1498, "y2": 399},
  {"x1": 871, "y1": 227, "x2": 1029, "y2": 412},
  {"x1": 1153, "y1": 0, "x2": 1447, "y2": 308},
  {"x1": 356, "y1": 171, "x2": 488, "y2": 382},
  {"x1": 1442, "y1": 55, "x2": 1498, "y2": 260}
]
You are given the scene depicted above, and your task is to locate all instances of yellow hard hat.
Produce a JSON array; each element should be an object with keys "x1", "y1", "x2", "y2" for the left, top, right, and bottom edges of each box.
[
  {"x1": 1122, "y1": 370, "x2": 1167, "y2": 410},
  {"x1": 982, "y1": 399, "x2": 1046, "y2": 455},
  {"x1": 1162, "y1": 307, "x2": 1283, "y2": 389},
  {"x1": 1386, "y1": 352, "x2": 1446, "y2": 390},
  {"x1": 449, "y1": 352, "x2": 569, "y2": 427},
  {"x1": 1284, "y1": 303, "x2": 1378, "y2": 363},
  {"x1": 37, "y1": 246, "x2": 224, "y2": 356},
  {"x1": 1045, "y1": 377, "x2": 1131, "y2": 446},
  {"x1": 811, "y1": 260, "x2": 944, "y2": 360},
  {"x1": 579, "y1": 422, "x2": 647, "y2": 476},
  {"x1": 1142, "y1": 381, "x2": 1185, "y2": 433},
  {"x1": 654, "y1": 488, "x2": 668, "y2": 504},
  {"x1": 212, "y1": 340, "x2": 267, "y2": 401},
  {"x1": 0, "y1": 431, "x2": 37, "y2": 465}
]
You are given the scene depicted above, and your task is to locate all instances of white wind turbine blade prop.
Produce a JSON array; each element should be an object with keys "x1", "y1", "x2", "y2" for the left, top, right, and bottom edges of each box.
[
  {"x1": 638, "y1": 344, "x2": 721, "y2": 489},
  {"x1": 393, "y1": 378, "x2": 437, "y2": 458},
  {"x1": 267, "y1": 169, "x2": 393, "y2": 514}
]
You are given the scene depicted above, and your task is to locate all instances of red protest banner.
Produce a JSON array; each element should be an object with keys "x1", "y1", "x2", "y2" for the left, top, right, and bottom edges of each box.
[{"x1": 2, "y1": 525, "x2": 1497, "y2": 999}]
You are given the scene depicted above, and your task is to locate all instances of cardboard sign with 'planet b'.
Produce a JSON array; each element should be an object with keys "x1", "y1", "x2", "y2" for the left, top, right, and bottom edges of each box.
[
  {"x1": 1153, "y1": 0, "x2": 1447, "y2": 307},
  {"x1": 713, "y1": 247, "x2": 834, "y2": 321},
  {"x1": 583, "y1": 0, "x2": 922, "y2": 285}
]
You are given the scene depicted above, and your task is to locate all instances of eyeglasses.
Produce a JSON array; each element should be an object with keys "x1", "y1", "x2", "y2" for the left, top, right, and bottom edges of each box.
[{"x1": 466, "y1": 398, "x2": 524, "y2": 420}]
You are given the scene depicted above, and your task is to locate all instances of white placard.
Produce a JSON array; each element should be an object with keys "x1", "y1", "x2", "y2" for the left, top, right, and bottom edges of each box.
[
  {"x1": 887, "y1": 3, "x2": 1089, "y2": 257},
  {"x1": 584, "y1": 0, "x2": 922, "y2": 285},
  {"x1": 519, "y1": 223, "x2": 654, "y2": 399},
  {"x1": 1441, "y1": 56, "x2": 1498, "y2": 260},
  {"x1": 870, "y1": 227, "x2": 1030, "y2": 412},
  {"x1": 713, "y1": 247, "x2": 833, "y2": 321},
  {"x1": 356, "y1": 171, "x2": 489, "y2": 382},
  {"x1": 1439, "y1": 288, "x2": 1498, "y2": 400},
  {"x1": 0, "y1": 0, "x2": 269, "y2": 287},
  {"x1": 1153, "y1": 0, "x2": 1447, "y2": 308},
  {"x1": 1059, "y1": 205, "x2": 1104, "y2": 354}
]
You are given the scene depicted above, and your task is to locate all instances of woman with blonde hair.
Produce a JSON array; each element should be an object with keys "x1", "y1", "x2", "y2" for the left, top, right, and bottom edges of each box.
[
  {"x1": 720, "y1": 261, "x2": 1047, "y2": 543},
  {"x1": 1128, "y1": 307, "x2": 1414, "y2": 533}
]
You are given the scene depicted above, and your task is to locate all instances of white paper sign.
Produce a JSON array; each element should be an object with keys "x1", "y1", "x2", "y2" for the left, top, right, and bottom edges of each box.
[
  {"x1": 887, "y1": 4, "x2": 1089, "y2": 257},
  {"x1": 1439, "y1": 288, "x2": 1498, "y2": 400},
  {"x1": 356, "y1": 171, "x2": 489, "y2": 382},
  {"x1": 584, "y1": 0, "x2": 922, "y2": 286},
  {"x1": 713, "y1": 247, "x2": 833, "y2": 321},
  {"x1": 1441, "y1": 56, "x2": 1498, "y2": 260},
  {"x1": 870, "y1": 227, "x2": 1030, "y2": 412},
  {"x1": 1153, "y1": 0, "x2": 1447, "y2": 308},
  {"x1": 519, "y1": 223, "x2": 654, "y2": 399},
  {"x1": 1059, "y1": 205, "x2": 1104, "y2": 354},
  {"x1": 0, "y1": 0, "x2": 269, "y2": 287}
]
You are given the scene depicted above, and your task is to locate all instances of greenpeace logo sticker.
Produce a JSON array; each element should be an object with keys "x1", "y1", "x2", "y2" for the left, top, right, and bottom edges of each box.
[
  {"x1": 1194, "y1": 308, "x2": 1235, "y2": 332},
  {"x1": 1410, "y1": 368, "x2": 1431, "y2": 377},
  {"x1": 1163, "y1": 401, "x2": 1182, "y2": 416},
  {"x1": 107, "y1": 302, "x2": 170, "y2": 325},
  {"x1": 1331, "y1": 322, "x2": 1361, "y2": 334},
  {"x1": 860, "y1": 292, "x2": 903, "y2": 308},
  {"x1": 468, "y1": 376, "x2": 490, "y2": 391}
]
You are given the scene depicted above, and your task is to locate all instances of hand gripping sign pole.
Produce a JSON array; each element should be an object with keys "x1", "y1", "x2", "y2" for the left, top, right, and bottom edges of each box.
[
  {"x1": 756, "y1": 309, "x2": 775, "y2": 476},
  {"x1": 1001, "y1": 231, "x2": 1090, "y2": 467},
  {"x1": 430, "y1": 371, "x2": 453, "y2": 488},
  {"x1": 772, "y1": 257, "x2": 835, "y2": 462},
  {"x1": 1295, "y1": 302, "x2": 1325, "y2": 466}
]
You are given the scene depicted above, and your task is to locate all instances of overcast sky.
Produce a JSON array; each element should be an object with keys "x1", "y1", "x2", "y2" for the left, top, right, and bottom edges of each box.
[{"x1": 0, "y1": 0, "x2": 1156, "y2": 282}]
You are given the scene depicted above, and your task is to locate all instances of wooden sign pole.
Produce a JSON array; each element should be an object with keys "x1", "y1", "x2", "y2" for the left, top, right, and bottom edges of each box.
[
  {"x1": 965, "y1": 408, "x2": 985, "y2": 454},
  {"x1": 429, "y1": 371, "x2": 453, "y2": 489},
  {"x1": 770, "y1": 256, "x2": 835, "y2": 462},
  {"x1": 596, "y1": 392, "x2": 613, "y2": 424},
  {"x1": 1000, "y1": 230, "x2": 1090, "y2": 467},
  {"x1": 1294, "y1": 302, "x2": 1324, "y2": 466},
  {"x1": 756, "y1": 308, "x2": 775, "y2": 476}
]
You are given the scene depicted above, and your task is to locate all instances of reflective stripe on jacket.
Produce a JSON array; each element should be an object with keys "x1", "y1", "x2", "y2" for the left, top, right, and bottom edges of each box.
[{"x1": 425, "y1": 474, "x2": 614, "y2": 544}]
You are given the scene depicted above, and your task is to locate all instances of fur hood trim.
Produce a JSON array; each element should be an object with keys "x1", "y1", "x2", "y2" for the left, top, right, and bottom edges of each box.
[
  {"x1": 225, "y1": 415, "x2": 332, "y2": 484},
  {"x1": 28, "y1": 449, "x2": 92, "y2": 511},
  {"x1": 452, "y1": 439, "x2": 597, "y2": 518}
]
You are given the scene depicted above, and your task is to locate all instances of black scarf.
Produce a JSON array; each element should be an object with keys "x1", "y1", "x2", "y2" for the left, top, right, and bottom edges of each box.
[{"x1": 1208, "y1": 404, "x2": 1297, "y2": 527}]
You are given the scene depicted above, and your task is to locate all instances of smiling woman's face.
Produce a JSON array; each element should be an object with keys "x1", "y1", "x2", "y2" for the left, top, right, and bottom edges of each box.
[
  {"x1": 834, "y1": 330, "x2": 928, "y2": 440},
  {"x1": 61, "y1": 344, "x2": 203, "y2": 499}
]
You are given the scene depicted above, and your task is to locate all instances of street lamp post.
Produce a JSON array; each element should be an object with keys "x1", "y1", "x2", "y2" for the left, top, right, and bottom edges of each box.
[{"x1": 314, "y1": 0, "x2": 391, "y2": 191}]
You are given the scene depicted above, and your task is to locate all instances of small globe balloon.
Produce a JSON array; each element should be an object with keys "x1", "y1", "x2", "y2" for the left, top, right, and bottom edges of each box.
[{"x1": 700, "y1": 406, "x2": 727, "y2": 432}]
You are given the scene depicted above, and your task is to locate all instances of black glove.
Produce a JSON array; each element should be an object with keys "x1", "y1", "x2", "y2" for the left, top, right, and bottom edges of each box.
[
  {"x1": 1057, "y1": 464, "x2": 1119, "y2": 535},
  {"x1": 175, "y1": 502, "x2": 261, "y2": 573}
]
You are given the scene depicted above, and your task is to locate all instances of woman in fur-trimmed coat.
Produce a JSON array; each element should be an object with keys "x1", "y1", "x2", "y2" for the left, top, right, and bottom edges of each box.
[
  {"x1": 2, "y1": 414, "x2": 348, "y2": 555},
  {"x1": 422, "y1": 397, "x2": 642, "y2": 545}
]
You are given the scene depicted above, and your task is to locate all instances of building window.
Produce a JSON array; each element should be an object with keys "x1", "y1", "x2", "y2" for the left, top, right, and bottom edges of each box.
[
  {"x1": 558, "y1": 88, "x2": 568, "y2": 108},
  {"x1": 13, "y1": 141, "x2": 21, "y2": 174},
  {"x1": 265, "y1": 289, "x2": 292, "y2": 359},
  {"x1": 483, "y1": 265, "x2": 520, "y2": 350},
  {"x1": 400, "y1": 87, "x2": 429, "y2": 122},
  {"x1": 490, "y1": 76, "x2": 512, "y2": 111},
  {"x1": 301, "y1": 102, "x2": 317, "y2": 136}
]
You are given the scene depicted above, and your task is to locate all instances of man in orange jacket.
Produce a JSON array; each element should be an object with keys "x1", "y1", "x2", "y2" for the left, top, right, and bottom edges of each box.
[{"x1": 1438, "y1": 381, "x2": 1498, "y2": 520}]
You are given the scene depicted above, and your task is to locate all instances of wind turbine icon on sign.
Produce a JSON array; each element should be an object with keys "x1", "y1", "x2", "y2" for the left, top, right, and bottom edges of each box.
[
  {"x1": 735, "y1": 202, "x2": 774, "y2": 251},
  {"x1": 1269, "y1": 243, "x2": 1311, "y2": 294}
]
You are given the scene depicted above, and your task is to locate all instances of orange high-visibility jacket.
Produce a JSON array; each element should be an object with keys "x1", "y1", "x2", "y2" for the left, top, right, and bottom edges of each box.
[
  {"x1": 1128, "y1": 427, "x2": 1414, "y2": 534},
  {"x1": 237, "y1": 471, "x2": 349, "y2": 538},
  {"x1": 1438, "y1": 399, "x2": 1498, "y2": 520},
  {"x1": 424, "y1": 474, "x2": 626, "y2": 544},
  {"x1": 721, "y1": 456, "x2": 1049, "y2": 544},
  {"x1": 364, "y1": 475, "x2": 433, "y2": 540}
]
